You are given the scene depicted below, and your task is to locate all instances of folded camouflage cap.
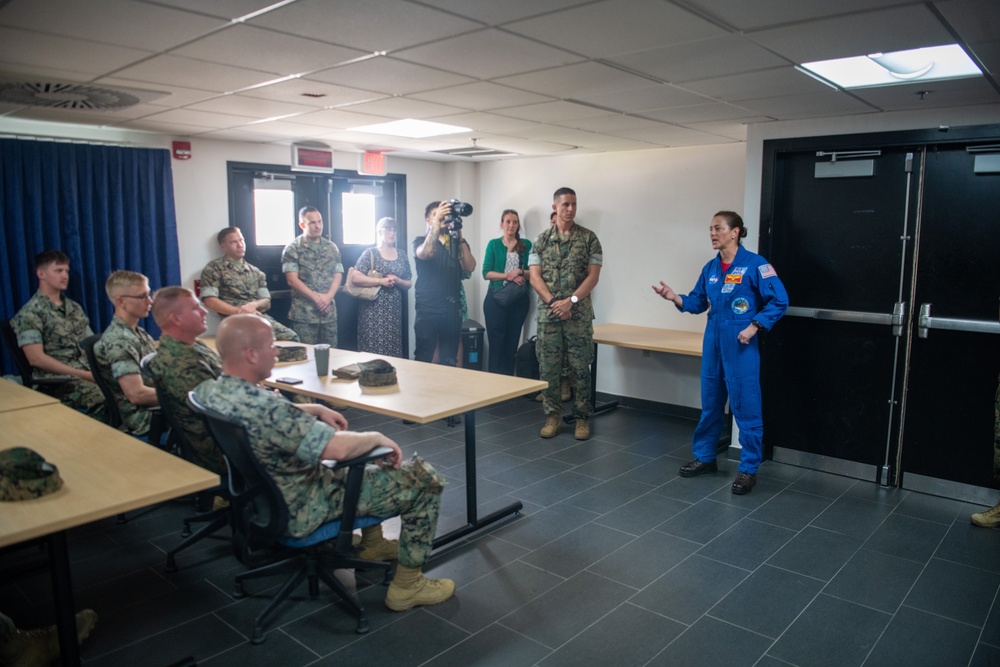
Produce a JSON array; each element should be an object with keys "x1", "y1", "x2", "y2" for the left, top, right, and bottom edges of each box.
[
  {"x1": 277, "y1": 345, "x2": 307, "y2": 363},
  {"x1": 0, "y1": 447, "x2": 64, "y2": 501},
  {"x1": 358, "y1": 359, "x2": 397, "y2": 387}
]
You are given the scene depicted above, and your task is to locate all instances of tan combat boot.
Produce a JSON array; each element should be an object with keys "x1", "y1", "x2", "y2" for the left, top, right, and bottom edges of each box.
[
  {"x1": 540, "y1": 413, "x2": 562, "y2": 438},
  {"x1": 0, "y1": 609, "x2": 97, "y2": 667},
  {"x1": 574, "y1": 418, "x2": 590, "y2": 440},
  {"x1": 357, "y1": 524, "x2": 399, "y2": 560},
  {"x1": 971, "y1": 502, "x2": 1000, "y2": 528},
  {"x1": 385, "y1": 565, "x2": 455, "y2": 611}
]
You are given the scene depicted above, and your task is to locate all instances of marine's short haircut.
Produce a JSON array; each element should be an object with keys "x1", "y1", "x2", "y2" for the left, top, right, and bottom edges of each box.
[
  {"x1": 105, "y1": 270, "x2": 148, "y2": 300},
  {"x1": 34, "y1": 249, "x2": 70, "y2": 271},
  {"x1": 553, "y1": 187, "x2": 576, "y2": 200},
  {"x1": 216, "y1": 226, "x2": 242, "y2": 245},
  {"x1": 151, "y1": 286, "x2": 195, "y2": 326}
]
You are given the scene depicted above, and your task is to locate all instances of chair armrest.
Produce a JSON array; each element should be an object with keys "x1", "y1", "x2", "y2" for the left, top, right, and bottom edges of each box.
[
  {"x1": 327, "y1": 445, "x2": 394, "y2": 470},
  {"x1": 31, "y1": 376, "x2": 74, "y2": 387}
]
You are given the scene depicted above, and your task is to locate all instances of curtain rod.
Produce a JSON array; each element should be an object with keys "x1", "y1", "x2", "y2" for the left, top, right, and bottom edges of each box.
[{"x1": 0, "y1": 133, "x2": 165, "y2": 150}]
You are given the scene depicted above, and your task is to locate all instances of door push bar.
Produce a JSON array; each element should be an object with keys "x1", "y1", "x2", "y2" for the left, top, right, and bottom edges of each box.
[
  {"x1": 786, "y1": 303, "x2": 906, "y2": 336},
  {"x1": 917, "y1": 304, "x2": 1000, "y2": 338}
]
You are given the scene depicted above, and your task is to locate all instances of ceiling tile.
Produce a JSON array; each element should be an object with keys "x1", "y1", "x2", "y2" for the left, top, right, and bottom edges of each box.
[
  {"x1": 148, "y1": 0, "x2": 290, "y2": 21},
  {"x1": 112, "y1": 55, "x2": 279, "y2": 93},
  {"x1": 609, "y1": 34, "x2": 789, "y2": 83},
  {"x1": 494, "y1": 100, "x2": 611, "y2": 123},
  {"x1": 610, "y1": 123, "x2": 736, "y2": 146},
  {"x1": 934, "y1": 0, "x2": 1000, "y2": 44},
  {"x1": 748, "y1": 5, "x2": 956, "y2": 64},
  {"x1": 571, "y1": 84, "x2": 710, "y2": 113},
  {"x1": 410, "y1": 82, "x2": 552, "y2": 111},
  {"x1": 0, "y1": 0, "x2": 225, "y2": 51},
  {"x1": 557, "y1": 114, "x2": 671, "y2": 133},
  {"x1": 6, "y1": 103, "x2": 174, "y2": 124},
  {"x1": 282, "y1": 108, "x2": 393, "y2": 129},
  {"x1": 171, "y1": 25, "x2": 366, "y2": 76},
  {"x1": 735, "y1": 91, "x2": 877, "y2": 120},
  {"x1": 495, "y1": 62, "x2": 658, "y2": 98},
  {"x1": 642, "y1": 102, "x2": 766, "y2": 124},
  {"x1": 341, "y1": 96, "x2": 467, "y2": 119},
  {"x1": 414, "y1": 0, "x2": 593, "y2": 25},
  {"x1": 238, "y1": 78, "x2": 386, "y2": 108},
  {"x1": 680, "y1": 119, "x2": 761, "y2": 141},
  {"x1": 195, "y1": 128, "x2": 289, "y2": 142},
  {"x1": 139, "y1": 108, "x2": 258, "y2": 129},
  {"x1": 680, "y1": 67, "x2": 832, "y2": 102},
  {"x1": 249, "y1": 0, "x2": 482, "y2": 52},
  {"x1": 220, "y1": 119, "x2": 337, "y2": 137},
  {"x1": 682, "y1": 0, "x2": 912, "y2": 31},
  {"x1": 116, "y1": 118, "x2": 219, "y2": 135},
  {"x1": 0, "y1": 27, "x2": 151, "y2": 76},
  {"x1": 93, "y1": 78, "x2": 217, "y2": 107},
  {"x1": 305, "y1": 57, "x2": 474, "y2": 96},
  {"x1": 848, "y1": 77, "x2": 1000, "y2": 111},
  {"x1": 185, "y1": 96, "x2": 319, "y2": 119},
  {"x1": 504, "y1": 0, "x2": 725, "y2": 59},
  {"x1": 428, "y1": 111, "x2": 541, "y2": 133},
  {"x1": 394, "y1": 29, "x2": 583, "y2": 79}
]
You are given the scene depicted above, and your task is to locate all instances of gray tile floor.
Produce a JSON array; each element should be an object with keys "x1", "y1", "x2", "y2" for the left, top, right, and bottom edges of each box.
[{"x1": 4, "y1": 398, "x2": 1000, "y2": 666}]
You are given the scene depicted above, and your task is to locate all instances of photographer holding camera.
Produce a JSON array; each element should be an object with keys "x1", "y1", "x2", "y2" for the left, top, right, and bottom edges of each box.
[{"x1": 413, "y1": 200, "x2": 477, "y2": 366}]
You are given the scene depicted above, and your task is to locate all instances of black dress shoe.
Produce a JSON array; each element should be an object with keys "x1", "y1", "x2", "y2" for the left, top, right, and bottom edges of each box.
[
  {"x1": 679, "y1": 459, "x2": 718, "y2": 477},
  {"x1": 731, "y1": 472, "x2": 757, "y2": 495}
]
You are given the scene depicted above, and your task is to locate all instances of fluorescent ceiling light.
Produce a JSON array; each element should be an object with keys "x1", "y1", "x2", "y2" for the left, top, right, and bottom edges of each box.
[
  {"x1": 801, "y1": 44, "x2": 981, "y2": 89},
  {"x1": 348, "y1": 119, "x2": 471, "y2": 138}
]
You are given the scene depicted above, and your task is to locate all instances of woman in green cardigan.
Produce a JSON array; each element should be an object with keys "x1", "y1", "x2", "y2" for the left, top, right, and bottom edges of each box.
[{"x1": 482, "y1": 209, "x2": 532, "y2": 375}]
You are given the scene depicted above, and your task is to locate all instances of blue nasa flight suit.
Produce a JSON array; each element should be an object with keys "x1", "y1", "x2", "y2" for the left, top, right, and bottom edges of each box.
[{"x1": 677, "y1": 244, "x2": 789, "y2": 474}]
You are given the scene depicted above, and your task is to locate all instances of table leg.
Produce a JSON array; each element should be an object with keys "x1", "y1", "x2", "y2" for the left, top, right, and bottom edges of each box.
[
  {"x1": 432, "y1": 410, "x2": 522, "y2": 549},
  {"x1": 49, "y1": 531, "x2": 80, "y2": 666}
]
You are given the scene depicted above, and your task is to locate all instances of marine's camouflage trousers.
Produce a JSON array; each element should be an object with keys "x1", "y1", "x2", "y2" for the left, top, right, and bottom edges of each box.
[
  {"x1": 257, "y1": 313, "x2": 300, "y2": 342},
  {"x1": 291, "y1": 320, "x2": 337, "y2": 347},
  {"x1": 352, "y1": 455, "x2": 445, "y2": 568},
  {"x1": 44, "y1": 377, "x2": 104, "y2": 416},
  {"x1": 536, "y1": 318, "x2": 593, "y2": 419}
]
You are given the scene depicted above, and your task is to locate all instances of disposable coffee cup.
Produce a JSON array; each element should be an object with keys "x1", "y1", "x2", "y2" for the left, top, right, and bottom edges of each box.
[{"x1": 314, "y1": 344, "x2": 331, "y2": 376}]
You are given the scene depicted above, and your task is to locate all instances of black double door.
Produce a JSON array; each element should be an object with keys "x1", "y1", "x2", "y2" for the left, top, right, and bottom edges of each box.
[{"x1": 760, "y1": 128, "x2": 1000, "y2": 499}]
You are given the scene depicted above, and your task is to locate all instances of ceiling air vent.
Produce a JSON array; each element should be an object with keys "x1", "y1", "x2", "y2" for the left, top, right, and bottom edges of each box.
[
  {"x1": 432, "y1": 145, "x2": 519, "y2": 159},
  {"x1": 0, "y1": 81, "x2": 143, "y2": 110}
]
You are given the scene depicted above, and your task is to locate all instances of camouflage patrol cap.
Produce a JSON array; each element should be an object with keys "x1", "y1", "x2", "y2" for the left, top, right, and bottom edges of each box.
[
  {"x1": 277, "y1": 345, "x2": 307, "y2": 363},
  {"x1": 358, "y1": 359, "x2": 397, "y2": 387},
  {"x1": 0, "y1": 447, "x2": 64, "y2": 501}
]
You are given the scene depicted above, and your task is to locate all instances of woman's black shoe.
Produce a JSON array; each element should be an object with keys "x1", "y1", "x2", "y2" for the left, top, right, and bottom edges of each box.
[{"x1": 679, "y1": 460, "x2": 718, "y2": 477}]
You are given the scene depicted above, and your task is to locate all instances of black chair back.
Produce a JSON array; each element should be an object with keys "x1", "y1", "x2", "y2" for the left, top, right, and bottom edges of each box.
[
  {"x1": 140, "y1": 353, "x2": 196, "y2": 461},
  {"x1": 1, "y1": 318, "x2": 35, "y2": 386},
  {"x1": 80, "y1": 333, "x2": 122, "y2": 428},
  {"x1": 187, "y1": 391, "x2": 287, "y2": 559}
]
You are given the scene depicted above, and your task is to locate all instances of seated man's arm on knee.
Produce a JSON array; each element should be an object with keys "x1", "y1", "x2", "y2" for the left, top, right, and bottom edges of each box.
[
  {"x1": 22, "y1": 343, "x2": 94, "y2": 382},
  {"x1": 118, "y1": 373, "x2": 158, "y2": 407}
]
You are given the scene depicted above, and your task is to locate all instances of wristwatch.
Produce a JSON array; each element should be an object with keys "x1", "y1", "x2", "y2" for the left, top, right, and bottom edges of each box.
[
  {"x1": 750, "y1": 320, "x2": 763, "y2": 331},
  {"x1": 570, "y1": 295, "x2": 579, "y2": 304}
]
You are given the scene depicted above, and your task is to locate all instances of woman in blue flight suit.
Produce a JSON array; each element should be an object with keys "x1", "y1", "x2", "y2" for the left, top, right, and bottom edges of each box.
[{"x1": 653, "y1": 211, "x2": 788, "y2": 495}]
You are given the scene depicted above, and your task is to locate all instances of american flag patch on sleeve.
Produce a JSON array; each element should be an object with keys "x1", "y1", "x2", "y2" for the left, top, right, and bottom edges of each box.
[{"x1": 758, "y1": 264, "x2": 777, "y2": 279}]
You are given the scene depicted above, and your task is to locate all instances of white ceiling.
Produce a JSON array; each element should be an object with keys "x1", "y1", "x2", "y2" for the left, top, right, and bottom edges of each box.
[{"x1": 0, "y1": 0, "x2": 997, "y2": 161}]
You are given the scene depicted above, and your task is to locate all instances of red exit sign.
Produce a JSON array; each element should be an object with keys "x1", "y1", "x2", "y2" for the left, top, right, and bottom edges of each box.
[{"x1": 360, "y1": 152, "x2": 387, "y2": 176}]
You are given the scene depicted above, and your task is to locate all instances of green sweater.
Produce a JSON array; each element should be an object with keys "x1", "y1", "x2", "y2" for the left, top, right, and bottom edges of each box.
[{"x1": 482, "y1": 237, "x2": 532, "y2": 291}]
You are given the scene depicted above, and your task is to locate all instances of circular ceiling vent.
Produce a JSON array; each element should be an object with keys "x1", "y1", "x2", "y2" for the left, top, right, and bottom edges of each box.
[{"x1": 0, "y1": 82, "x2": 140, "y2": 110}]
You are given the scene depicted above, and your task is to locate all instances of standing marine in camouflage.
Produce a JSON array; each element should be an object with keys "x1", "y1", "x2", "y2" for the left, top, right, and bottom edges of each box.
[
  {"x1": 529, "y1": 187, "x2": 603, "y2": 441},
  {"x1": 148, "y1": 286, "x2": 224, "y2": 473},
  {"x1": 282, "y1": 206, "x2": 343, "y2": 346},
  {"x1": 94, "y1": 270, "x2": 158, "y2": 437},
  {"x1": 10, "y1": 250, "x2": 104, "y2": 415},
  {"x1": 194, "y1": 314, "x2": 455, "y2": 611},
  {"x1": 200, "y1": 226, "x2": 299, "y2": 342}
]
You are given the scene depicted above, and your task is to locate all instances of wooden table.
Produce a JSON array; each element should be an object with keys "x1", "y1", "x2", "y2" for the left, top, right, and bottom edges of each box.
[
  {"x1": 0, "y1": 376, "x2": 60, "y2": 413},
  {"x1": 0, "y1": 403, "x2": 219, "y2": 666},
  {"x1": 198, "y1": 338, "x2": 547, "y2": 547}
]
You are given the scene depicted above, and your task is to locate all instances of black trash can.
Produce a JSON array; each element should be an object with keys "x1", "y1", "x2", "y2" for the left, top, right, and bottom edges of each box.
[{"x1": 461, "y1": 319, "x2": 484, "y2": 371}]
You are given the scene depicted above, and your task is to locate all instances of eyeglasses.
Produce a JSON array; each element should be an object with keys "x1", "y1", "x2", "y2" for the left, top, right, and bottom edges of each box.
[{"x1": 120, "y1": 292, "x2": 152, "y2": 300}]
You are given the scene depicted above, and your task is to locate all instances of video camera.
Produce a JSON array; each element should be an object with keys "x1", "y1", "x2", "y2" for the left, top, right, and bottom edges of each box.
[{"x1": 442, "y1": 199, "x2": 473, "y2": 231}]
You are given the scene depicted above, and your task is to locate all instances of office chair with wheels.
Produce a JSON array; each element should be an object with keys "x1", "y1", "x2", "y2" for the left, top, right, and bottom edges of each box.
[
  {"x1": 1, "y1": 318, "x2": 73, "y2": 390},
  {"x1": 188, "y1": 391, "x2": 394, "y2": 643},
  {"x1": 140, "y1": 353, "x2": 231, "y2": 572}
]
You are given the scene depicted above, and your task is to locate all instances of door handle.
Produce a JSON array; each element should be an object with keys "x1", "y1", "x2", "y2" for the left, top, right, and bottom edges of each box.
[
  {"x1": 917, "y1": 303, "x2": 1000, "y2": 338},
  {"x1": 785, "y1": 306, "x2": 893, "y2": 326}
]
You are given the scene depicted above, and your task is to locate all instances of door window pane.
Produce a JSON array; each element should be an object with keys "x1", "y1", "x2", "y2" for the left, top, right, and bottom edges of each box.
[
  {"x1": 342, "y1": 192, "x2": 375, "y2": 245},
  {"x1": 253, "y1": 179, "x2": 294, "y2": 246}
]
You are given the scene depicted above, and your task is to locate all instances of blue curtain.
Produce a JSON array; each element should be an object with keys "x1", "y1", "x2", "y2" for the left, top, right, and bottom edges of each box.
[{"x1": 1, "y1": 138, "x2": 181, "y2": 375}]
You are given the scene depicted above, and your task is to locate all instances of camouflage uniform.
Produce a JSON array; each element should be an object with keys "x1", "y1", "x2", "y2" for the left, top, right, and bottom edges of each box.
[
  {"x1": 529, "y1": 223, "x2": 603, "y2": 419},
  {"x1": 147, "y1": 336, "x2": 224, "y2": 473},
  {"x1": 200, "y1": 256, "x2": 299, "y2": 341},
  {"x1": 281, "y1": 235, "x2": 343, "y2": 346},
  {"x1": 193, "y1": 374, "x2": 445, "y2": 567},
  {"x1": 11, "y1": 291, "x2": 104, "y2": 415},
  {"x1": 94, "y1": 315, "x2": 156, "y2": 436}
]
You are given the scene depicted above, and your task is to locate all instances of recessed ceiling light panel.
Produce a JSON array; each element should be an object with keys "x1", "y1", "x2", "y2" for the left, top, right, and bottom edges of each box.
[
  {"x1": 349, "y1": 119, "x2": 471, "y2": 139},
  {"x1": 801, "y1": 44, "x2": 981, "y2": 89}
]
